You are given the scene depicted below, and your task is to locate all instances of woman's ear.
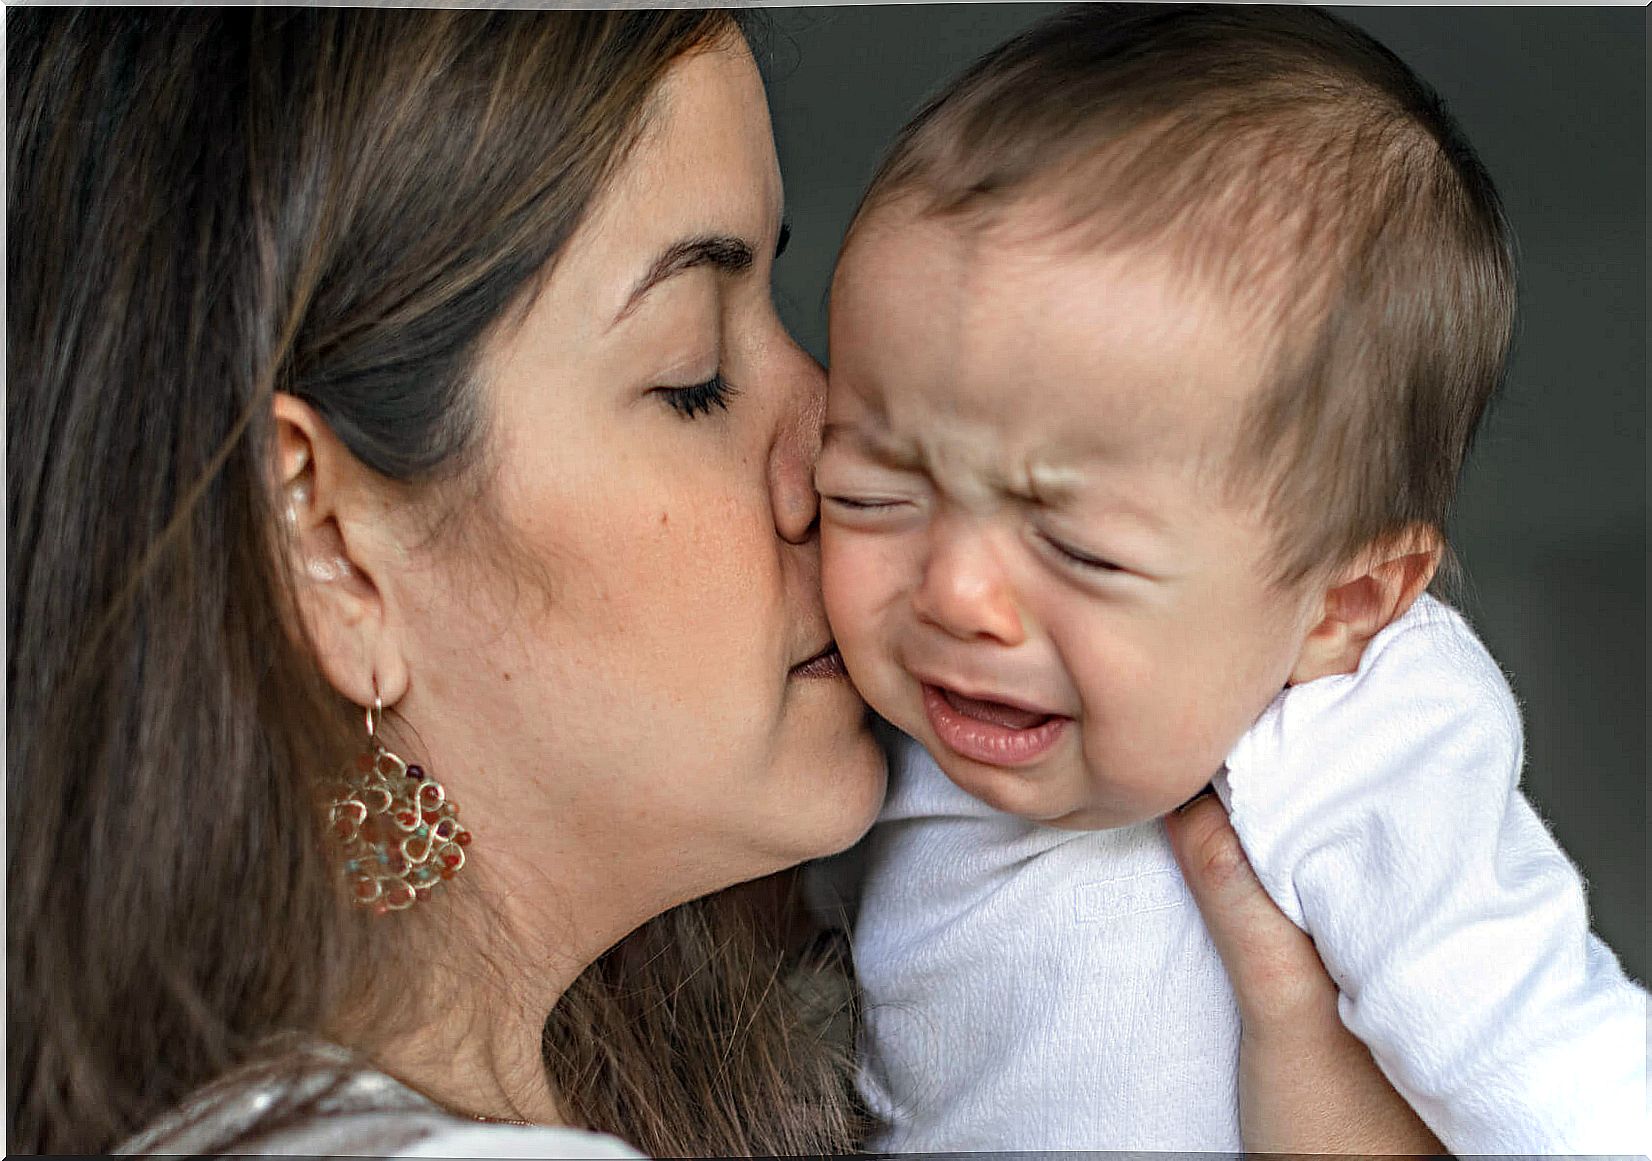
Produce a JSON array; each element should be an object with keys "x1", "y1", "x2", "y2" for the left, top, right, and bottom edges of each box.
[
  {"x1": 273, "y1": 392, "x2": 409, "y2": 709},
  {"x1": 1289, "y1": 526, "x2": 1442, "y2": 685}
]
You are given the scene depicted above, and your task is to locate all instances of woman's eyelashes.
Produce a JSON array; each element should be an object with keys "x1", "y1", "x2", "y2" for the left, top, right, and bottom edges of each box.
[{"x1": 658, "y1": 373, "x2": 739, "y2": 419}]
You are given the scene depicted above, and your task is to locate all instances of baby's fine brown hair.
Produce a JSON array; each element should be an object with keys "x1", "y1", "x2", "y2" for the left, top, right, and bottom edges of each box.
[{"x1": 856, "y1": 4, "x2": 1516, "y2": 588}]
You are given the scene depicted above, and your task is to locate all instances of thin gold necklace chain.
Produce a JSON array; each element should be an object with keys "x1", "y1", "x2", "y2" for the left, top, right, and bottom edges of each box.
[{"x1": 470, "y1": 1115, "x2": 537, "y2": 1127}]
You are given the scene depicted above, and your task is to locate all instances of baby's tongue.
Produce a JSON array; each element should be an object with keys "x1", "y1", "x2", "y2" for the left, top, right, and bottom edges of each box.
[{"x1": 941, "y1": 688, "x2": 1050, "y2": 730}]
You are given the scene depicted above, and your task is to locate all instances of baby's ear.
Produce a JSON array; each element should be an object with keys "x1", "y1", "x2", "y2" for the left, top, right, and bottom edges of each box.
[{"x1": 1289, "y1": 526, "x2": 1442, "y2": 684}]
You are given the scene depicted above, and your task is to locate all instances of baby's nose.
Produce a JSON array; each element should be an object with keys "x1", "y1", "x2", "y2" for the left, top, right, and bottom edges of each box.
[{"x1": 912, "y1": 525, "x2": 1026, "y2": 646}]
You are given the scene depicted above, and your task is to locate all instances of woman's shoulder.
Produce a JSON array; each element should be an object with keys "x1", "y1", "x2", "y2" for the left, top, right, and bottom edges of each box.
[
  {"x1": 214, "y1": 1115, "x2": 644, "y2": 1158},
  {"x1": 128, "y1": 1105, "x2": 642, "y2": 1159},
  {"x1": 393, "y1": 1122, "x2": 644, "y2": 1159},
  {"x1": 114, "y1": 1037, "x2": 643, "y2": 1158}
]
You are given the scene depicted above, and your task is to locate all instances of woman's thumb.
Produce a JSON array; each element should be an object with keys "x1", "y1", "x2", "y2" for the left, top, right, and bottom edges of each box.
[{"x1": 1165, "y1": 790, "x2": 1334, "y2": 1028}]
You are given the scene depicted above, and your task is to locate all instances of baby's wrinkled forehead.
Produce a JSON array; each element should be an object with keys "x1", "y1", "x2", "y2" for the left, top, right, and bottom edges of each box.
[
  {"x1": 831, "y1": 195, "x2": 1275, "y2": 474},
  {"x1": 827, "y1": 276, "x2": 1272, "y2": 560},
  {"x1": 850, "y1": 192, "x2": 1288, "y2": 361}
]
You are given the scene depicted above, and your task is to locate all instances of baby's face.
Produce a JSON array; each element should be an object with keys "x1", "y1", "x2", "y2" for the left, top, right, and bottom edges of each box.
[{"x1": 820, "y1": 201, "x2": 1324, "y2": 829}]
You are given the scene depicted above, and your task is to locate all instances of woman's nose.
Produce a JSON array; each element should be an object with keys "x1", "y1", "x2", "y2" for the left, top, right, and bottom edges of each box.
[
  {"x1": 770, "y1": 342, "x2": 827, "y2": 546},
  {"x1": 912, "y1": 523, "x2": 1026, "y2": 646}
]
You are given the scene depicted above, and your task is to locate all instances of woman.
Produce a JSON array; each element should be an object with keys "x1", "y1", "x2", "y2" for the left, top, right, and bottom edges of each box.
[{"x1": 8, "y1": 9, "x2": 1437, "y2": 1156}]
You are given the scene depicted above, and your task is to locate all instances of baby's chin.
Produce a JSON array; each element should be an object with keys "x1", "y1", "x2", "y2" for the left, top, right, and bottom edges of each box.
[{"x1": 924, "y1": 743, "x2": 1165, "y2": 831}]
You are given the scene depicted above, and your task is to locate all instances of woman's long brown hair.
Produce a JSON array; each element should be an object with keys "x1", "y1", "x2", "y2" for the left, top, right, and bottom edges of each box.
[{"x1": 8, "y1": 10, "x2": 859, "y2": 1155}]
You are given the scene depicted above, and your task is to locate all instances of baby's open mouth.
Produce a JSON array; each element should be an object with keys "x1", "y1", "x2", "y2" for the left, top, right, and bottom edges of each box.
[
  {"x1": 921, "y1": 683, "x2": 1070, "y2": 768},
  {"x1": 938, "y1": 687, "x2": 1054, "y2": 730}
]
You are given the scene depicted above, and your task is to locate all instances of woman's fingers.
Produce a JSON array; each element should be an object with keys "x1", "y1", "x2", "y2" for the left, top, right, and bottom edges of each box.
[
  {"x1": 1165, "y1": 791, "x2": 1333, "y2": 1028},
  {"x1": 1166, "y1": 791, "x2": 1444, "y2": 1156}
]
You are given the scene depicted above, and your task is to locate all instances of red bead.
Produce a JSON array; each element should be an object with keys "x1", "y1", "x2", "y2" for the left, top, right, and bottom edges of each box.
[
  {"x1": 334, "y1": 800, "x2": 367, "y2": 826},
  {"x1": 440, "y1": 868, "x2": 455, "y2": 881},
  {"x1": 442, "y1": 852, "x2": 461, "y2": 868},
  {"x1": 454, "y1": 831, "x2": 472, "y2": 846},
  {"x1": 422, "y1": 809, "x2": 439, "y2": 824}
]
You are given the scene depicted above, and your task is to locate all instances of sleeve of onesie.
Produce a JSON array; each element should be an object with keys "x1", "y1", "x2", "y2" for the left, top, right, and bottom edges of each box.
[{"x1": 1217, "y1": 596, "x2": 1647, "y2": 1156}]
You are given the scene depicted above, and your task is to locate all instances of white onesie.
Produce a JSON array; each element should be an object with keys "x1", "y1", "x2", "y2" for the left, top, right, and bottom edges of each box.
[{"x1": 832, "y1": 596, "x2": 1647, "y2": 1155}]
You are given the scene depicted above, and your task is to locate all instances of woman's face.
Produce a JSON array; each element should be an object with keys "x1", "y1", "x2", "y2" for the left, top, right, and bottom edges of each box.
[{"x1": 385, "y1": 42, "x2": 884, "y2": 932}]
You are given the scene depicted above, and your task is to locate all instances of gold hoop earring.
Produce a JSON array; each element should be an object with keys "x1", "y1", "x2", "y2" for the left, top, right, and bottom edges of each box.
[{"x1": 329, "y1": 693, "x2": 471, "y2": 913}]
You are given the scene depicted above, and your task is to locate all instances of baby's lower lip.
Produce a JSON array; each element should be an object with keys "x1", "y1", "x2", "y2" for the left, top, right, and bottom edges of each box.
[{"x1": 921, "y1": 684, "x2": 1069, "y2": 768}]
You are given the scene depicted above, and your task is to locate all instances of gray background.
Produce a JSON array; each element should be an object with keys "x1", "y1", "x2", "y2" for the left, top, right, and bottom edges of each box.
[{"x1": 756, "y1": 5, "x2": 1647, "y2": 981}]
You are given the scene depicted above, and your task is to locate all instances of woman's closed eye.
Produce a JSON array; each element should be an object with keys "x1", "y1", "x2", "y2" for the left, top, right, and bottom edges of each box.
[{"x1": 656, "y1": 373, "x2": 739, "y2": 419}]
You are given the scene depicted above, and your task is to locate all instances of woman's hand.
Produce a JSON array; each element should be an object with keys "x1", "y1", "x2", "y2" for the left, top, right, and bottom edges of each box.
[{"x1": 1166, "y1": 792, "x2": 1445, "y2": 1156}]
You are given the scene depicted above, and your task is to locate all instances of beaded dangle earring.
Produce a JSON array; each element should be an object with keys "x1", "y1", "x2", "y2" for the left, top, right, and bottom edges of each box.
[{"x1": 329, "y1": 693, "x2": 472, "y2": 913}]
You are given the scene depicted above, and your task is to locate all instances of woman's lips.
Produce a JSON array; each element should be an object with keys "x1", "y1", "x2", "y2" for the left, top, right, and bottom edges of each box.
[
  {"x1": 922, "y1": 683, "x2": 1069, "y2": 767},
  {"x1": 790, "y1": 644, "x2": 848, "y2": 679}
]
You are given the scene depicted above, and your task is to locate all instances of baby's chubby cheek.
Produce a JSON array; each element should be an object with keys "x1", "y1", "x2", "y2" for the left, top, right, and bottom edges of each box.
[
  {"x1": 1075, "y1": 664, "x2": 1288, "y2": 825},
  {"x1": 819, "y1": 528, "x2": 902, "y2": 709},
  {"x1": 1041, "y1": 729, "x2": 1221, "y2": 831}
]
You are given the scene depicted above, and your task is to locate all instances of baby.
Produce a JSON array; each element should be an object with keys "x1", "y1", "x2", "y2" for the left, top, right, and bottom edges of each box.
[{"x1": 813, "y1": 6, "x2": 1646, "y2": 1155}]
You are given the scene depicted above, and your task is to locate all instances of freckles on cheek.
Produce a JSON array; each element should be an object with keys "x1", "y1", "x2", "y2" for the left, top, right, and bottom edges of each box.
[{"x1": 637, "y1": 497, "x2": 771, "y2": 647}]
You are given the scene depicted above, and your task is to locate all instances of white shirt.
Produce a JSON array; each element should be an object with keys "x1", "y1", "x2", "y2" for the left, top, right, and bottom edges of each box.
[{"x1": 838, "y1": 596, "x2": 1648, "y2": 1155}]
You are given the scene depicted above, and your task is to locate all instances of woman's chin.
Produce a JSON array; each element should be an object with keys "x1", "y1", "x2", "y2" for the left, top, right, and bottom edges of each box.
[
  {"x1": 787, "y1": 674, "x2": 887, "y2": 832},
  {"x1": 760, "y1": 715, "x2": 888, "y2": 870},
  {"x1": 817, "y1": 726, "x2": 890, "y2": 855}
]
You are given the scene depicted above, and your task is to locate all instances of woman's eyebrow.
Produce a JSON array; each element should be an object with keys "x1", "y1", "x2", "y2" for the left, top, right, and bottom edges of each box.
[{"x1": 613, "y1": 234, "x2": 755, "y2": 324}]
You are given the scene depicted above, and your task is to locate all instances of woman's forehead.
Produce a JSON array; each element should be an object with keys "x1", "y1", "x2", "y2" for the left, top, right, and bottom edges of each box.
[{"x1": 569, "y1": 44, "x2": 781, "y2": 304}]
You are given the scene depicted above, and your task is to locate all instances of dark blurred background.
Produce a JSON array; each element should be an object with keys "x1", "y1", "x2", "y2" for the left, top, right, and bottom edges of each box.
[{"x1": 756, "y1": 4, "x2": 1646, "y2": 982}]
